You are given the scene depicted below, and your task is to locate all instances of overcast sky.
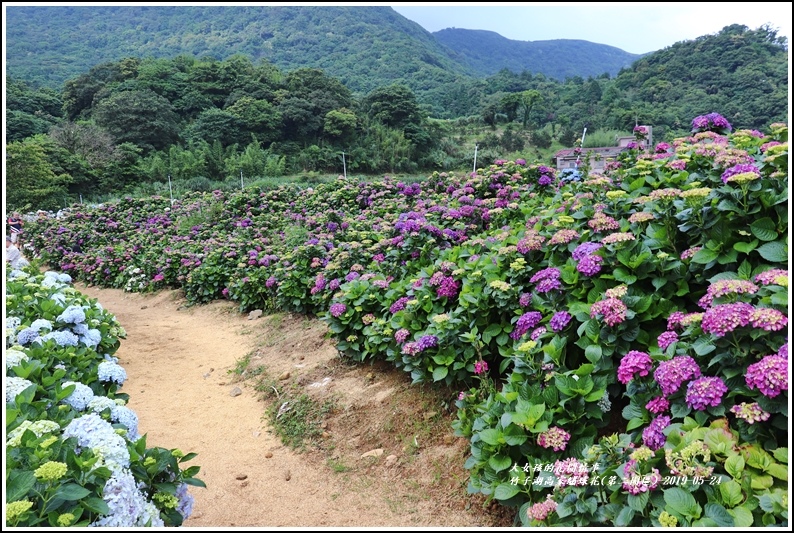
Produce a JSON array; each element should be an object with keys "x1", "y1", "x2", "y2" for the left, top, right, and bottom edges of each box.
[{"x1": 390, "y1": 2, "x2": 792, "y2": 55}]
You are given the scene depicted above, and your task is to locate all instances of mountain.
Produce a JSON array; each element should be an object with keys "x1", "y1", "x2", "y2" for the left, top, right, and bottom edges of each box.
[
  {"x1": 5, "y1": 5, "x2": 641, "y2": 95},
  {"x1": 433, "y1": 28, "x2": 642, "y2": 79}
]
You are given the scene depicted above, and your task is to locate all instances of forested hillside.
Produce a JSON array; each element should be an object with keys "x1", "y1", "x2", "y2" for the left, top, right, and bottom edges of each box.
[
  {"x1": 6, "y1": 4, "x2": 642, "y2": 101},
  {"x1": 6, "y1": 23, "x2": 788, "y2": 211},
  {"x1": 433, "y1": 29, "x2": 641, "y2": 79}
]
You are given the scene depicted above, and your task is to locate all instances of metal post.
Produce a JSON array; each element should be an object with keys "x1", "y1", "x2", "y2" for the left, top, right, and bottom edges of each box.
[
  {"x1": 575, "y1": 128, "x2": 587, "y2": 167},
  {"x1": 342, "y1": 151, "x2": 347, "y2": 179},
  {"x1": 473, "y1": 144, "x2": 478, "y2": 173},
  {"x1": 168, "y1": 174, "x2": 174, "y2": 205},
  {"x1": 79, "y1": 194, "x2": 83, "y2": 205},
  {"x1": 240, "y1": 170, "x2": 244, "y2": 190}
]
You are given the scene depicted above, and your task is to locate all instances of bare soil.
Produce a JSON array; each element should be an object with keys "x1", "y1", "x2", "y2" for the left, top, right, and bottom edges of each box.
[{"x1": 75, "y1": 284, "x2": 515, "y2": 528}]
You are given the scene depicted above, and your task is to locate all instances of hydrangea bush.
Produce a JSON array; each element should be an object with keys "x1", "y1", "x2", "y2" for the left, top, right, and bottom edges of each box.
[
  {"x1": 26, "y1": 118, "x2": 788, "y2": 527},
  {"x1": 5, "y1": 268, "x2": 205, "y2": 527}
]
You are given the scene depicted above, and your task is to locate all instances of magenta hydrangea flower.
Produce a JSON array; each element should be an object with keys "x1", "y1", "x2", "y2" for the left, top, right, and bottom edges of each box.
[
  {"x1": 685, "y1": 377, "x2": 728, "y2": 410},
  {"x1": 394, "y1": 329, "x2": 410, "y2": 344},
  {"x1": 590, "y1": 297, "x2": 627, "y2": 327},
  {"x1": 700, "y1": 302, "x2": 754, "y2": 337},
  {"x1": 549, "y1": 229, "x2": 579, "y2": 246},
  {"x1": 577, "y1": 254, "x2": 603, "y2": 276},
  {"x1": 646, "y1": 396, "x2": 670, "y2": 414},
  {"x1": 697, "y1": 279, "x2": 759, "y2": 308},
  {"x1": 755, "y1": 269, "x2": 789, "y2": 286},
  {"x1": 654, "y1": 356, "x2": 701, "y2": 396},
  {"x1": 530, "y1": 327, "x2": 547, "y2": 340},
  {"x1": 474, "y1": 360, "x2": 489, "y2": 375},
  {"x1": 749, "y1": 307, "x2": 788, "y2": 332},
  {"x1": 657, "y1": 331, "x2": 678, "y2": 351},
  {"x1": 538, "y1": 427, "x2": 571, "y2": 452},
  {"x1": 436, "y1": 277, "x2": 460, "y2": 299},
  {"x1": 642, "y1": 416, "x2": 671, "y2": 451},
  {"x1": 745, "y1": 355, "x2": 788, "y2": 398},
  {"x1": 617, "y1": 351, "x2": 653, "y2": 385},
  {"x1": 329, "y1": 303, "x2": 347, "y2": 318},
  {"x1": 519, "y1": 293, "x2": 532, "y2": 307},
  {"x1": 552, "y1": 458, "x2": 589, "y2": 488},
  {"x1": 666, "y1": 311, "x2": 685, "y2": 331},
  {"x1": 402, "y1": 342, "x2": 421, "y2": 355},
  {"x1": 730, "y1": 402, "x2": 771, "y2": 424},
  {"x1": 527, "y1": 495, "x2": 558, "y2": 522},
  {"x1": 778, "y1": 343, "x2": 788, "y2": 359},
  {"x1": 622, "y1": 459, "x2": 662, "y2": 495},
  {"x1": 549, "y1": 311, "x2": 572, "y2": 332},
  {"x1": 679, "y1": 246, "x2": 702, "y2": 261}
]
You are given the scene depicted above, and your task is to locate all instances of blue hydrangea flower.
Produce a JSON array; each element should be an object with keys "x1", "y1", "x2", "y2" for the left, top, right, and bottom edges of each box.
[
  {"x1": 137, "y1": 501, "x2": 165, "y2": 527},
  {"x1": 61, "y1": 381, "x2": 95, "y2": 411},
  {"x1": 72, "y1": 323, "x2": 89, "y2": 336},
  {"x1": 175, "y1": 482, "x2": 195, "y2": 520},
  {"x1": 87, "y1": 396, "x2": 118, "y2": 414},
  {"x1": 39, "y1": 330, "x2": 79, "y2": 347},
  {"x1": 98, "y1": 361, "x2": 127, "y2": 384},
  {"x1": 89, "y1": 469, "x2": 147, "y2": 527},
  {"x1": 62, "y1": 413, "x2": 130, "y2": 470},
  {"x1": 6, "y1": 316, "x2": 21, "y2": 330},
  {"x1": 80, "y1": 328, "x2": 102, "y2": 348},
  {"x1": 8, "y1": 269, "x2": 28, "y2": 279},
  {"x1": 57, "y1": 305, "x2": 86, "y2": 325},
  {"x1": 50, "y1": 292, "x2": 67, "y2": 306},
  {"x1": 5, "y1": 376, "x2": 35, "y2": 403},
  {"x1": 30, "y1": 319, "x2": 54, "y2": 332},
  {"x1": 112, "y1": 406, "x2": 139, "y2": 439},
  {"x1": 16, "y1": 327, "x2": 41, "y2": 345}
]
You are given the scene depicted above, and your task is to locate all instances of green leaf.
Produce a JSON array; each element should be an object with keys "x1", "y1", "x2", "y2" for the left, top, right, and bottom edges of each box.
[
  {"x1": 613, "y1": 267, "x2": 637, "y2": 285},
  {"x1": 691, "y1": 248, "x2": 718, "y2": 264},
  {"x1": 181, "y1": 477, "x2": 207, "y2": 488},
  {"x1": 750, "y1": 474, "x2": 773, "y2": 490},
  {"x1": 737, "y1": 259, "x2": 753, "y2": 279},
  {"x1": 750, "y1": 218, "x2": 778, "y2": 241},
  {"x1": 727, "y1": 506, "x2": 754, "y2": 528},
  {"x1": 6, "y1": 470, "x2": 36, "y2": 503},
  {"x1": 585, "y1": 344, "x2": 602, "y2": 363},
  {"x1": 692, "y1": 336, "x2": 716, "y2": 356},
  {"x1": 719, "y1": 480, "x2": 743, "y2": 508},
  {"x1": 704, "y1": 503, "x2": 733, "y2": 526},
  {"x1": 493, "y1": 482, "x2": 520, "y2": 500},
  {"x1": 628, "y1": 491, "x2": 649, "y2": 512},
  {"x1": 772, "y1": 447, "x2": 788, "y2": 464},
  {"x1": 81, "y1": 496, "x2": 110, "y2": 515},
  {"x1": 766, "y1": 463, "x2": 788, "y2": 481},
  {"x1": 733, "y1": 240, "x2": 759, "y2": 253},
  {"x1": 664, "y1": 487, "x2": 701, "y2": 518},
  {"x1": 489, "y1": 454, "x2": 512, "y2": 473},
  {"x1": 478, "y1": 428, "x2": 502, "y2": 446},
  {"x1": 614, "y1": 506, "x2": 635, "y2": 527},
  {"x1": 432, "y1": 366, "x2": 448, "y2": 382},
  {"x1": 483, "y1": 323, "x2": 501, "y2": 344},
  {"x1": 54, "y1": 483, "x2": 92, "y2": 501},
  {"x1": 756, "y1": 241, "x2": 787, "y2": 263},
  {"x1": 652, "y1": 277, "x2": 667, "y2": 290},
  {"x1": 724, "y1": 454, "x2": 745, "y2": 478},
  {"x1": 626, "y1": 417, "x2": 646, "y2": 431}
]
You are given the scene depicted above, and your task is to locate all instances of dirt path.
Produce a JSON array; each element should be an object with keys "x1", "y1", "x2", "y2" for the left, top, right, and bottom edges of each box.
[{"x1": 76, "y1": 284, "x2": 513, "y2": 527}]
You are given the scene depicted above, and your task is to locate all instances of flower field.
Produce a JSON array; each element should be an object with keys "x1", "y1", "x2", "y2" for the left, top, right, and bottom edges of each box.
[
  {"x1": 5, "y1": 270, "x2": 204, "y2": 526},
  {"x1": 23, "y1": 115, "x2": 789, "y2": 526}
]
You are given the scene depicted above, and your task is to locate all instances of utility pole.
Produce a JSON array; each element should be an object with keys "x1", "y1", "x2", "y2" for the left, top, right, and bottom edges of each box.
[
  {"x1": 240, "y1": 170, "x2": 244, "y2": 191},
  {"x1": 341, "y1": 151, "x2": 347, "y2": 179},
  {"x1": 473, "y1": 144, "x2": 478, "y2": 174},
  {"x1": 168, "y1": 174, "x2": 174, "y2": 205}
]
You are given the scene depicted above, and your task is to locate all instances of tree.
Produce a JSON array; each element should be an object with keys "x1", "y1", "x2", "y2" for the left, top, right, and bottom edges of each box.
[
  {"x1": 323, "y1": 108, "x2": 358, "y2": 141},
  {"x1": 49, "y1": 121, "x2": 120, "y2": 168},
  {"x1": 92, "y1": 90, "x2": 180, "y2": 152},
  {"x1": 225, "y1": 97, "x2": 282, "y2": 143},
  {"x1": 364, "y1": 84, "x2": 422, "y2": 129},
  {"x1": 518, "y1": 90, "x2": 542, "y2": 129},
  {"x1": 6, "y1": 140, "x2": 72, "y2": 210},
  {"x1": 184, "y1": 108, "x2": 249, "y2": 148}
]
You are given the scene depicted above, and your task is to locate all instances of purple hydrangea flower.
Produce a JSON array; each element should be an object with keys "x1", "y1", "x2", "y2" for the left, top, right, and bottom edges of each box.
[
  {"x1": 417, "y1": 335, "x2": 438, "y2": 351},
  {"x1": 530, "y1": 327, "x2": 547, "y2": 340},
  {"x1": 537, "y1": 427, "x2": 570, "y2": 451},
  {"x1": 389, "y1": 297, "x2": 409, "y2": 314},
  {"x1": 329, "y1": 303, "x2": 347, "y2": 318},
  {"x1": 590, "y1": 297, "x2": 627, "y2": 327},
  {"x1": 685, "y1": 376, "x2": 727, "y2": 410},
  {"x1": 510, "y1": 312, "x2": 543, "y2": 339},
  {"x1": 654, "y1": 356, "x2": 702, "y2": 396},
  {"x1": 530, "y1": 267, "x2": 561, "y2": 283},
  {"x1": 519, "y1": 293, "x2": 532, "y2": 307},
  {"x1": 572, "y1": 242, "x2": 603, "y2": 261},
  {"x1": 720, "y1": 163, "x2": 760, "y2": 184},
  {"x1": 436, "y1": 277, "x2": 460, "y2": 299},
  {"x1": 549, "y1": 311, "x2": 572, "y2": 332},
  {"x1": 642, "y1": 415, "x2": 671, "y2": 450},
  {"x1": 535, "y1": 278, "x2": 562, "y2": 293},
  {"x1": 394, "y1": 329, "x2": 410, "y2": 344},
  {"x1": 577, "y1": 254, "x2": 603, "y2": 276}
]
